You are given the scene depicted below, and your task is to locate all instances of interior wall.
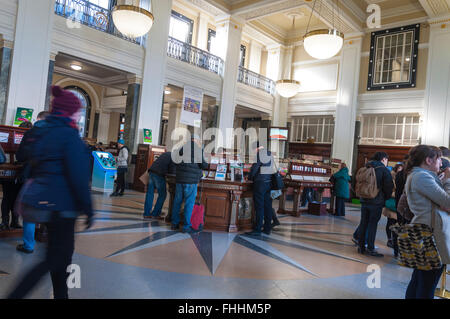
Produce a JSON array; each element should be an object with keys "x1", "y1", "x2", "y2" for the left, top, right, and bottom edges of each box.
[{"x1": 108, "y1": 112, "x2": 120, "y2": 143}]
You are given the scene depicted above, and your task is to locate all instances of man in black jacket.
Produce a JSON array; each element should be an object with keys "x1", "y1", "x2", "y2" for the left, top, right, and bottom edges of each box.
[
  {"x1": 143, "y1": 151, "x2": 175, "y2": 219},
  {"x1": 171, "y1": 134, "x2": 208, "y2": 233},
  {"x1": 357, "y1": 152, "x2": 394, "y2": 257},
  {"x1": 246, "y1": 141, "x2": 275, "y2": 236}
]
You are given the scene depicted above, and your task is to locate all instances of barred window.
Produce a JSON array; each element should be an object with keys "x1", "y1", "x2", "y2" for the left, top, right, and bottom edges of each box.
[
  {"x1": 360, "y1": 114, "x2": 420, "y2": 146},
  {"x1": 367, "y1": 24, "x2": 420, "y2": 91},
  {"x1": 291, "y1": 116, "x2": 334, "y2": 143}
]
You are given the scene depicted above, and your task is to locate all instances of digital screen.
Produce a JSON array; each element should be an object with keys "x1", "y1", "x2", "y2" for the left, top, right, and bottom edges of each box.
[
  {"x1": 269, "y1": 128, "x2": 288, "y2": 140},
  {"x1": 95, "y1": 152, "x2": 112, "y2": 158}
]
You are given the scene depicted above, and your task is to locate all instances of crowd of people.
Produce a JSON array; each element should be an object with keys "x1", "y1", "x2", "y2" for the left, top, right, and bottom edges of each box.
[{"x1": 0, "y1": 85, "x2": 449, "y2": 299}]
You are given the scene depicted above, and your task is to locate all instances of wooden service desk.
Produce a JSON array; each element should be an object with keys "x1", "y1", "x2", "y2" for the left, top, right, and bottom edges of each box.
[{"x1": 165, "y1": 175, "x2": 255, "y2": 232}]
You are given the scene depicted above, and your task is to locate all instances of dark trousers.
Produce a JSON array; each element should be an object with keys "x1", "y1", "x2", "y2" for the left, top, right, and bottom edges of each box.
[
  {"x1": 253, "y1": 181, "x2": 272, "y2": 232},
  {"x1": 1, "y1": 181, "x2": 20, "y2": 226},
  {"x1": 335, "y1": 197, "x2": 346, "y2": 216},
  {"x1": 358, "y1": 204, "x2": 383, "y2": 251},
  {"x1": 8, "y1": 215, "x2": 76, "y2": 299},
  {"x1": 115, "y1": 167, "x2": 127, "y2": 194},
  {"x1": 386, "y1": 217, "x2": 396, "y2": 240},
  {"x1": 405, "y1": 266, "x2": 444, "y2": 299}
]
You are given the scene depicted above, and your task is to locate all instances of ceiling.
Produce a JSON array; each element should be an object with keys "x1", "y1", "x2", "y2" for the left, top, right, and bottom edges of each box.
[{"x1": 54, "y1": 54, "x2": 129, "y2": 89}]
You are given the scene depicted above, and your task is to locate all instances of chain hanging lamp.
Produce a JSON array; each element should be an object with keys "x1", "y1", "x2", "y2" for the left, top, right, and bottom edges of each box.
[
  {"x1": 112, "y1": 0, "x2": 154, "y2": 38},
  {"x1": 275, "y1": 15, "x2": 301, "y2": 98},
  {"x1": 303, "y1": 0, "x2": 344, "y2": 60}
]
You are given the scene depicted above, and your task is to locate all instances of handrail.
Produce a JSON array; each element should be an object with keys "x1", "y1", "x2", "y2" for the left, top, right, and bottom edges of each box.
[
  {"x1": 54, "y1": 0, "x2": 143, "y2": 45},
  {"x1": 238, "y1": 66, "x2": 275, "y2": 95},
  {"x1": 167, "y1": 36, "x2": 224, "y2": 76}
]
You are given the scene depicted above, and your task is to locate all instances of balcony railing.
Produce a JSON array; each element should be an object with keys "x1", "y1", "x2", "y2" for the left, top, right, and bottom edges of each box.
[
  {"x1": 54, "y1": 0, "x2": 143, "y2": 45},
  {"x1": 167, "y1": 36, "x2": 224, "y2": 76},
  {"x1": 238, "y1": 66, "x2": 275, "y2": 95}
]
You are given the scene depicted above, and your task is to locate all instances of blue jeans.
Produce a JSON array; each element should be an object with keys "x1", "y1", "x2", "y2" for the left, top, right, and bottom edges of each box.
[
  {"x1": 253, "y1": 181, "x2": 273, "y2": 232},
  {"x1": 22, "y1": 222, "x2": 35, "y2": 251},
  {"x1": 358, "y1": 204, "x2": 383, "y2": 250},
  {"x1": 335, "y1": 197, "x2": 346, "y2": 216},
  {"x1": 171, "y1": 184, "x2": 198, "y2": 232},
  {"x1": 405, "y1": 266, "x2": 444, "y2": 299},
  {"x1": 143, "y1": 173, "x2": 167, "y2": 217}
]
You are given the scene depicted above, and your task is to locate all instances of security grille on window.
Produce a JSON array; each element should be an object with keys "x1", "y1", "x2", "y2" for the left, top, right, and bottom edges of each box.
[
  {"x1": 367, "y1": 24, "x2": 420, "y2": 91},
  {"x1": 291, "y1": 116, "x2": 334, "y2": 143},
  {"x1": 360, "y1": 114, "x2": 421, "y2": 146}
]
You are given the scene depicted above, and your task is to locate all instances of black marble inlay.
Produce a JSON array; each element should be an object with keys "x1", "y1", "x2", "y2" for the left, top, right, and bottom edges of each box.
[
  {"x1": 106, "y1": 231, "x2": 179, "y2": 258},
  {"x1": 190, "y1": 232, "x2": 213, "y2": 274},
  {"x1": 78, "y1": 221, "x2": 154, "y2": 234}
]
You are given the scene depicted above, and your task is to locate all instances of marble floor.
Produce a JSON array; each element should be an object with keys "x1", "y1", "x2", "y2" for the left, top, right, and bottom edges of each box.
[{"x1": 0, "y1": 191, "x2": 448, "y2": 299}]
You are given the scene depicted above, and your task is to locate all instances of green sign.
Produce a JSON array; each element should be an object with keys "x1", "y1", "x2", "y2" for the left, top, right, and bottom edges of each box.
[
  {"x1": 14, "y1": 107, "x2": 34, "y2": 126},
  {"x1": 143, "y1": 129, "x2": 152, "y2": 144}
]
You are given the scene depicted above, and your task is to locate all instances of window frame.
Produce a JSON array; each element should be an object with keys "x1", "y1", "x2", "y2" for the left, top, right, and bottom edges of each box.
[
  {"x1": 291, "y1": 116, "x2": 335, "y2": 144},
  {"x1": 170, "y1": 10, "x2": 194, "y2": 44},
  {"x1": 207, "y1": 28, "x2": 216, "y2": 52},
  {"x1": 367, "y1": 24, "x2": 420, "y2": 91},
  {"x1": 240, "y1": 44, "x2": 246, "y2": 67}
]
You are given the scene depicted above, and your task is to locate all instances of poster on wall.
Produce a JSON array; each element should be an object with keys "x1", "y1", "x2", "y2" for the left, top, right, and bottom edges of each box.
[
  {"x1": 14, "y1": 107, "x2": 34, "y2": 126},
  {"x1": 180, "y1": 86, "x2": 203, "y2": 128},
  {"x1": 143, "y1": 129, "x2": 152, "y2": 144}
]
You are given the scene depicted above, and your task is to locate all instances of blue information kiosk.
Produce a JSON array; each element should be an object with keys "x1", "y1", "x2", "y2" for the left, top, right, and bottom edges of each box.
[{"x1": 91, "y1": 151, "x2": 117, "y2": 193}]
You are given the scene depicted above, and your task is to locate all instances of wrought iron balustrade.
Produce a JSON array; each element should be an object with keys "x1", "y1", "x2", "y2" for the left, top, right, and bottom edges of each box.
[
  {"x1": 167, "y1": 36, "x2": 224, "y2": 76},
  {"x1": 238, "y1": 66, "x2": 275, "y2": 95},
  {"x1": 54, "y1": 0, "x2": 143, "y2": 45}
]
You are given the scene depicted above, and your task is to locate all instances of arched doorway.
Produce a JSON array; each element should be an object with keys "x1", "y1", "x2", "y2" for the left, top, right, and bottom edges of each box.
[{"x1": 64, "y1": 86, "x2": 92, "y2": 137}]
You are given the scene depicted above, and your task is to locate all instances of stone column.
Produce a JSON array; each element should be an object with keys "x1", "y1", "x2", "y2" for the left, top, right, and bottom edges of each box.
[
  {"x1": 0, "y1": 38, "x2": 12, "y2": 124},
  {"x1": 248, "y1": 40, "x2": 263, "y2": 74},
  {"x1": 165, "y1": 103, "x2": 182, "y2": 150},
  {"x1": 332, "y1": 35, "x2": 363, "y2": 171},
  {"x1": 97, "y1": 111, "x2": 111, "y2": 144},
  {"x1": 271, "y1": 45, "x2": 293, "y2": 127},
  {"x1": 196, "y1": 12, "x2": 209, "y2": 51},
  {"x1": 6, "y1": 0, "x2": 55, "y2": 125},
  {"x1": 137, "y1": 0, "x2": 173, "y2": 150},
  {"x1": 44, "y1": 52, "x2": 57, "y2": 111},
  {"x1": 422, "y1": 20, "x2": 450, "y2": 147},
  {"x1": 124, "y1": 76, "x2": 141, "y2": 149},
  {"x1": 215, "y1": 15, "x2": 244, "y2": 148}
]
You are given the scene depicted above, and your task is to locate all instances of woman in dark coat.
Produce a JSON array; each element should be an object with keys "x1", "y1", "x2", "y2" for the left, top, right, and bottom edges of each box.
[
  {"x1": 332, "y1": 163, "x2": 351, "y2": 216},
  {"x1": 8, "y1": 86, "x2": 94, "y2": 299}
]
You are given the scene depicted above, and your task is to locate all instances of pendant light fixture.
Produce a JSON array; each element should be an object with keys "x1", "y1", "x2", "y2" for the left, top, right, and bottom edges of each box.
[
  {"x1": 112, "y1": 0, "x2": 154, "y2": 39},
  {"x1": 275, "y1": 15, "x2": 301, "y2": 98},
  {"x1": 303, "y1": 0, "x2": 344, "y2": 60}
]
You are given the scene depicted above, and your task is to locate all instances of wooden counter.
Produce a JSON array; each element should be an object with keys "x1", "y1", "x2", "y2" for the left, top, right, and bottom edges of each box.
[{"x1": 165, "y1": 175, "x2": 255, "y2": 232}]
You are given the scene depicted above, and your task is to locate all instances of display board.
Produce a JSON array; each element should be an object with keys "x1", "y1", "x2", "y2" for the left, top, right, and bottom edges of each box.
[
  {"x1": 14, "y1": 107, "x2": 33, "y2": 126},
  {"x1": 180, "y1": 86, "x2": 203, "y2": 127}
]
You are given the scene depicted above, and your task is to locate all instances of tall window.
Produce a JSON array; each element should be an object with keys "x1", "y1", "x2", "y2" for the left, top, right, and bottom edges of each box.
[
  {"x1": 240, "y1": 45, "x2": 246, "y2": 67},
  {"x1": 65, "y1": 86, "x2": 91, "y2": 138},
  {"x1": 207, "y1": 29, "x2": 218, "y2": 55},
  {"x1": 367, "y1": 24, "x2": 420, "y2": 91},
  {"x1": 360, "y1": 114, "x2": 421, "y2": 146},
  {"x1": 169, "y1": 10, "x2": 193, "y2": 44},
  {"x1": 291, "y1": 116, "x2": 335, "y2": 143}
]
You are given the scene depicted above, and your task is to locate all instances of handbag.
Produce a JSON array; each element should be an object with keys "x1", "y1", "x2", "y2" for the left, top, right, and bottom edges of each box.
[
  {"x1": 139, "y1": 170, "x2": 150, "y2": 186},
  {"x1": 390, "y1": 180, "x2": 442, "y2": 270},
  {"x1": 271, "y1": 160, "x2": 284, "y2": 191}
]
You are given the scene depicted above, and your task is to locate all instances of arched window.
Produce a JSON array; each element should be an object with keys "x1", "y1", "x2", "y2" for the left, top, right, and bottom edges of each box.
[{"x1": 64, "y1": 86, "x2": 92, "y2": 137}]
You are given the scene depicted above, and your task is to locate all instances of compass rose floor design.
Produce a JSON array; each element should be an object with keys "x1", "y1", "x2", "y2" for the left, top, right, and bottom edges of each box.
[{"x1": 1, "y1": 191, "x2": 448, "y2": 298}]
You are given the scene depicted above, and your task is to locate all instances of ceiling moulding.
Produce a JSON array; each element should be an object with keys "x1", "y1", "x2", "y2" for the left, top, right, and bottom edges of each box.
[
  {"x1": 247, "y1": 20, "x2": 286, "y2": 44},
  {"x1": 340, "y1": 0, "x2": 366, "y2": 22},
  {"x1": 231, "y1": 0, "x2": 286, "y2": 15},
  {"x1": 203, "y1": 0, "x2": 231, "y2": 12},
  {"x1": 173, "y1": 0, "x2": 214, "y2": 20},
  {"x1": 183, "y1": 0, "x2": 228, "y2": 16},
  {"x1": 363, "y1": 16, "x2": 428, "y2": 33},
  {"x1": 419, "y1": 0, "x2": 450, "y2": 17},
  {"x1": 364, "y1": 0, "x2": 387, "y2": 4},
  {"x1": 242, "y1": 24, "x2": 279, "y2": 47},
  {"x1": 381, "y1": 3, "x2": 427, "y2": 19}
]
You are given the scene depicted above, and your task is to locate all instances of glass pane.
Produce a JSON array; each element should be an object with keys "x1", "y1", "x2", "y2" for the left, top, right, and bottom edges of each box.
[
  {"x1": 169, "y1": 17, "x2": 190, "y2": 43},
  {"x1": 382, "y1": 71, "x2": 389, "y2": 83},
  {"x1": 391, "y1": 35, "x2": 398, "y2": 47},
  {"x1": 404, "y1": 124, "x2": 412, "y2": 140},
  {"x1": 385, "y1": 36, "x2": 391, "y2": 48},
  {"x1": 377, "y1": 36, "x2": 383, "y2": 49},
  {"x1": 405, "y1": 32, "x2": 412, "y2": 44},
  {"x1": 316, "y1": 126, "x2": 323, "y2": 142},
  {"x1": 323, "y1": 126, "x2": 329, "y2": 142},
  {"x1": 375, "y1": 72, "x2": 381, "y2": 84}
]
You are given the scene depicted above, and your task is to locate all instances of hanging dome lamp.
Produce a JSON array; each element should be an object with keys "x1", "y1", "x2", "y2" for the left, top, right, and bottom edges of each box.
[
  {"x1": 303, "y1": 0, "x2": 344, "y2": 60},
  {"x1": 112, "y1": 0, "x2": 154, "y2": 38}
]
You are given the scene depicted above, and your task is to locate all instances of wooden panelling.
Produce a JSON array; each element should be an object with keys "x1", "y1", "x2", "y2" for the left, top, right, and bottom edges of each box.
[{"x1": 288, "y1": 142, "x2": 332, "y2": 158}]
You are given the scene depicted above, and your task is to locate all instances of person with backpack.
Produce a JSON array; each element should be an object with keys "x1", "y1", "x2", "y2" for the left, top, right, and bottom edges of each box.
[
  {"x1": 171, "y1": 134, "x2": 208, "y2": 233},
  {"x1": 143, "y1": 151, "x2": 175, "y2": 219},
  {"x1": 355, "y1": 152, "x2": 394, "y2": 257},
  {"x1": 111, "y1": 139, "x2": 129, "y2": 197},
  {"x1": 332, "y1": 163, "x2": 351, "y2": 217}
]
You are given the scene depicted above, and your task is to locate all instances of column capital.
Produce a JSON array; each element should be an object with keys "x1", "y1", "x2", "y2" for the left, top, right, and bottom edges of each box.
[
  {"x1": 50, "y1": 51, "x2": 58, "y2": 61},
  {"x1": 127, "y1": 75, "x2": 142, "y2": 85},
  {"x1": 215, "y1": 15, "x2": 246, "y2": 31},
  {"x1": 0, "y1": 36, "x2": 13, "y2": 49},
  {"x1": 427, "y1": 14, "x2": 450, "y2": 27}
]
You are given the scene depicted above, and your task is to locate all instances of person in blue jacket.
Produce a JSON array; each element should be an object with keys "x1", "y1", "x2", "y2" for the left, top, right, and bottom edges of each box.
[
  {"x1": 332, "y1": 163, "x2": 351, "y2": 217},
  {"x1": 8, "y1": 86, "x2": 94, "y2": 299}
]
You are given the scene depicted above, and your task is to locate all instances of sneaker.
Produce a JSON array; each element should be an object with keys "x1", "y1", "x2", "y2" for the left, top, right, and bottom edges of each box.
[
  {"x1": 262, "y1": 229, "x2": 271, "y2": 235},
  {"x1": 366, "y1": 249, "x2": 384, "y2": 257},
  {"x1": 110, "y1": 192, "x2": 118, "y2": 197},
  {"x1": 387, "y1": 240, "x2": 394, "y2": 248},
  {"x1": 0, "y1": 223, "x2": 10, "y2": 231},
  {"x1": 272, "y1": 220, "x2": 280, "y2": 227},
  {"x1": 118, "y1": 192, "x2": 124, "y2": 196},
  {"x1": 357, "y1": 247, "x2": 365, "y2": 255},
  {"x1": 16, "y1": 244, "x2": 33, "y2": 254},
  {"x1": 352, "y1": 237, "x2": 359, "y2": 246}
]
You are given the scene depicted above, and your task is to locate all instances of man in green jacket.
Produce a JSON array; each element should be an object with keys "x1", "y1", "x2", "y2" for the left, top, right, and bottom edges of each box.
[{"x1": 332, "y1": 163, "x2": 351, "y2": 217}]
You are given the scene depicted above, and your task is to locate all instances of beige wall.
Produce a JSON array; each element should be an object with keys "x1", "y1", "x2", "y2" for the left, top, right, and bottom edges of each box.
[
  {"x1": 108, "y1": 112, "x2": 120, "y2": 144},
  {"x1": 260, "y1": 50, "x2": 268, "y2": 77}
]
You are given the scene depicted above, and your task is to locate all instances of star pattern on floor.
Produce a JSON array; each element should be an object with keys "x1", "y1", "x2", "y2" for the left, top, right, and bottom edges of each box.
[{"x1": 77, "y1": 215, "x2": 367, "y2": 276}]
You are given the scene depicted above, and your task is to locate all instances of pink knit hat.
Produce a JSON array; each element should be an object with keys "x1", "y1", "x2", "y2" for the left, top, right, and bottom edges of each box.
[{"x1": 50, "y1": 86, "x2": 81, "y2": 117}]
